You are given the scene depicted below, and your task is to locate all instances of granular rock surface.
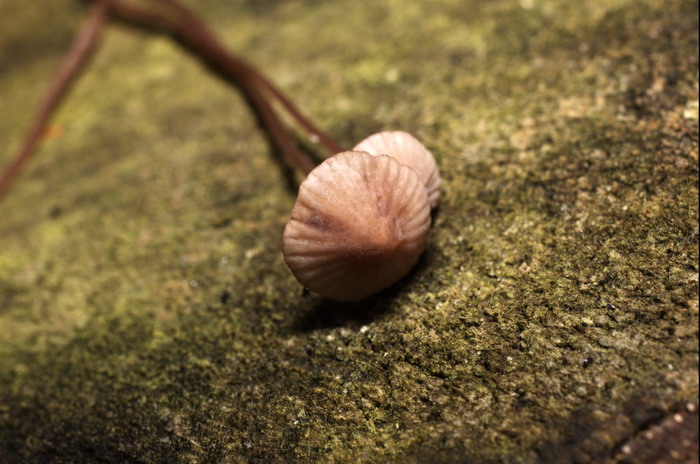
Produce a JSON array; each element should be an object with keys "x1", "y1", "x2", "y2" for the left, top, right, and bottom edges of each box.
[{"x1": 0, "y1": 0, "x2": 697, "y2": 462}]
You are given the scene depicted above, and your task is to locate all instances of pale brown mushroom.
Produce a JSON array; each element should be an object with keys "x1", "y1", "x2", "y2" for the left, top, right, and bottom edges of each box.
[
  {"x1": 354, "y1": 131, "x2": 441, "y2": 208},
  {"x1": 282, "y1": 150, "x2": 431, "y2": 301}
]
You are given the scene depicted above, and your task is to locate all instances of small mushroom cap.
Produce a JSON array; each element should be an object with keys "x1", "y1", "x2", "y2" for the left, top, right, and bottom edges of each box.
[
  {"x1": 283, "y1": 150, "x2": 431, "y2": 301},
  {"x1": 353, "y1": 131, "x2": 441, "y2": 208}
]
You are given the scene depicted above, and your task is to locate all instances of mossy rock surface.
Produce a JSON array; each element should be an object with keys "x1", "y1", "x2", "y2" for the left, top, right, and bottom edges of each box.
[{"x1": 0, "y1": 0, "x2": 697, "y2": 462}]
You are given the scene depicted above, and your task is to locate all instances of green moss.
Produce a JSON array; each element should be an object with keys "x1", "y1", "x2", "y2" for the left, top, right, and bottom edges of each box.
[{"x1": 0, "y1": 0, "x2": 697, "y2": 462}]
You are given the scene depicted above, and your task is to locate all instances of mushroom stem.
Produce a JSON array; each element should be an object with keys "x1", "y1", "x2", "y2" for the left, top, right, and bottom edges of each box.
[
  {"x1": 105, "y1": 0, "x2": 317, "y2": 174},
  {"x1": 245, "y1": 79, "x2": 316, "y2": 175},
  {"x1": 0, "y1": 0, "x2": 341, "y2": 202},
  {"x1": 145, "y1": 0, "x2": 345, "y2": 154},
  {"x1": 0, "y1": 0, "x2": 109, "y2": 200}
]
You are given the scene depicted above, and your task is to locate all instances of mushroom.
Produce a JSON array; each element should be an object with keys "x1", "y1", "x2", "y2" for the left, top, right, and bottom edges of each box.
[
  {"x1": 282, "y1": 150, "x2": 431, "y2": 301},
  {"x1": 0, "y1": 0, "x2": 440, "y2": 303},
  {"x1": 354, "y1": 131, "x2": 441, "y2": 208}
]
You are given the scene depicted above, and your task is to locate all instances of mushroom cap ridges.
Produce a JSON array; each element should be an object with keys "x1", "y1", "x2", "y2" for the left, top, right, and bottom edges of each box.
[
  {"x1": 353, "y1": 131, "x2": 441, "y2": 208},
  {"x1": 283, "y1": 150, "x2": 431, "y2": 301}
]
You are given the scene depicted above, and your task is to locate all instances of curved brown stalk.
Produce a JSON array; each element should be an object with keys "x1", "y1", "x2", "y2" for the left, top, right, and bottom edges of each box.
[
  {"x1": 0, "y1": 0, "x2": 341, "y2": 202},
  {"x1": 244, "y1": 77, "x2": 316, "y2": 175},
  {"x1": 0, "y1": 0, "x2": 109, "y2": 200},
  {"x1": 105, "y1": 0, "x2": 317, "y2": 174},
  {"x1": 148, "y1": 0, "x2": 344, "y2": 154}
]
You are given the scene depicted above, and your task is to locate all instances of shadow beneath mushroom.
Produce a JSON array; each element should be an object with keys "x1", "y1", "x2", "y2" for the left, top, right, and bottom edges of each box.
[
  {"x1": 290, "y1": 250, "x2": 434, "y2": 333},
  {"x1": 290, "y1": 298, "x2": 386, "y2": 333},
  {"x1": 430, "y1": 203, "x2": 441, "y2": 224}
]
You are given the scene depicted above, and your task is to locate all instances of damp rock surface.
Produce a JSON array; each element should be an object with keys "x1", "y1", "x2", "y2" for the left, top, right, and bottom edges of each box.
[{"x1": 0, "y1": 0, "x2": 697, "y2": 462}]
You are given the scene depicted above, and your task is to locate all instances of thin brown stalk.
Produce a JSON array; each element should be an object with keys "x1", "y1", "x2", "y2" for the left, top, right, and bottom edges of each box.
[
  {"x1": 0, "y1": 0, "x2": 340, "y2": 201},
  {"x1": 106, "y1": 0, "x2": 318, "y2": 173},
  {"x1": 148, "y1": 0, "x2": 344, "y2": 154},
  {"x1": 246, "y1": 82, "x2": 316, "y2": 175},
  {"x1": 0, "y1": 0, "x2": 110, "y2": 200}
]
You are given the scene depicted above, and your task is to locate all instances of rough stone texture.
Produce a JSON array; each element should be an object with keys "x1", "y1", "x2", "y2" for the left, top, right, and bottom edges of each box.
[{"x1": 0, "y1": 0, "x2": 697, "y2": 462}]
